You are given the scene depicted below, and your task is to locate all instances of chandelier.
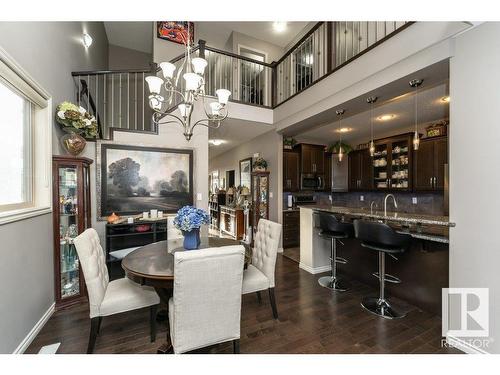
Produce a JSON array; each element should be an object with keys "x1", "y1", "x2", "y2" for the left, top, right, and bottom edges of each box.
[{"x1": 145, "y1": 32, "x2": 231, "y2": 141}]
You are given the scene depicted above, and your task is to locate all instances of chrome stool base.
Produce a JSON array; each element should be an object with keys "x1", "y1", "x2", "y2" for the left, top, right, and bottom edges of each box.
[
  {"x1": 361, "y1": 297, "x2": 406, "y2": 319},
  {"x1": 318, "y1": 276, "x2": 350, "y2": 292}
]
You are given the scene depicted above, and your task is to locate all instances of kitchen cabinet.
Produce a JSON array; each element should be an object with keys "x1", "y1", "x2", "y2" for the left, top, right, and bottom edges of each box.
[
  {"x1": 283, "y1": 150, "x2": 300, "y2": 192},
  {"x1": 283, "y1": 210, "x2": 300, "y2": 248},
  {"x1": 413, "y1": 136, "x2": 448, "y2": 191},
  {"x1": 348, "y1": 149, "x2": 372, "y2": 191},
  {"x1": 324, "y1": 152, "x2": 332, "y2": 191},
  {"x1": 299, "y1": 144, "x2": 325, "y2": 174}
]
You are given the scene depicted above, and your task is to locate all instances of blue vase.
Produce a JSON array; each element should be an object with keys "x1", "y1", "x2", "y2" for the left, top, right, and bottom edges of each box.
[{"x1": 182, "y1": 228, "x2": 201, "y2": 250}]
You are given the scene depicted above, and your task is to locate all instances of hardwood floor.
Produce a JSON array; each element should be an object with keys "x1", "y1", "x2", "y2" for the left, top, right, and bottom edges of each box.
[{"x1": 26, "y1": 255, "x2": 460, "y2": 354}]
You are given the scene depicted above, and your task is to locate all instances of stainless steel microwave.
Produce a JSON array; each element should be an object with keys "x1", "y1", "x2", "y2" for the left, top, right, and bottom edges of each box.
[{"x1": 300, "y1": 174, "x2": 325, "y2": 191}]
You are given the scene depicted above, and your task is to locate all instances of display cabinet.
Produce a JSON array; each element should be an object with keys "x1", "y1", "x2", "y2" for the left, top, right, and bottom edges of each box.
[
  {"x1": 251, "y1": 171, "x2": 270, "y2": 232},
  {"x1": 52, "y1": 156, "x2": 93, "y2": 309}
]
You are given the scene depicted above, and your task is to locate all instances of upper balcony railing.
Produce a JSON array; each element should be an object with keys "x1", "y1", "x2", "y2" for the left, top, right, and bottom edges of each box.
[{"x1": 71, "y1": 21, "x2": 412, "y2": 139}]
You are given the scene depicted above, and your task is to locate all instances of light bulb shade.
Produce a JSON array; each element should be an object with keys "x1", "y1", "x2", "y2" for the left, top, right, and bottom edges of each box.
[
  {"x1": 338, "y1": 147, "x2": 343, "y2": 162},
  {"x1": 145, "y1": 76, "x2": 164, "y2": 94},
  {"x1": 160, "y1": 62, "x2": 176, "y2": 79},
  {"x1": 413, "y1": 132, "x2": 420, "y2": 150},
  {"x1": 369, "y1": 141, "x2": 375, "y2": 157},
  {"x1": 178, "y1": 103, "x2": 192, "y2": 118},
  {"x1": 183, "y1": 72, "x2": 201, "y2": 91},
  {"x1": 83, "y1": 33, "x2": 93, "y2": 48},
  {"x1": 210, "y1": 102, "x2": 222, "y2": 116},
  {"x1": 149, "y1": 95, "x2": 163, "y2": 110},
  {"x1": 216, "y1": 89, "x2": 231, "y2": 105},
  {"x1": 191, "y1": 57, "x2": 208, "y2": 75}
]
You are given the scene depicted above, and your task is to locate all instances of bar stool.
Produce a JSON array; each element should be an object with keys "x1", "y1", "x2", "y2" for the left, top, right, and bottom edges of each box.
[
  {"x1": 353, "y1": 219, "x2": 411, "y2": 319},
  {"x1": 317, "y1": 213, "x2": 354, "y2": 292}
]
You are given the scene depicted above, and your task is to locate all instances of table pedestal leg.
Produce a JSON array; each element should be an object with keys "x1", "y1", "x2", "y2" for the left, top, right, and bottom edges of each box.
[{"x1": 154, "y1": 287, "x2": 174, "y2": 354}]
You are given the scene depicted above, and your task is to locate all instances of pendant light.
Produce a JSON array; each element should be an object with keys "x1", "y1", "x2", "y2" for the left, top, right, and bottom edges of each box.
[
  {"x1": 409, "y1": 79, "x2": 423, "y2": 150},
  {"x1": 366, "y1": 96, "x2": 378, "y2": 157},
  {"x1": 336, "y1": 109, "x2": 346, "y2": 162}
]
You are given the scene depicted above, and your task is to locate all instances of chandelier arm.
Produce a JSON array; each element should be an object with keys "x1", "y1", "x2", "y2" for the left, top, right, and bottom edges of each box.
[{"x1": 152, "y1": 111, "x2": 185, "y2": 126}]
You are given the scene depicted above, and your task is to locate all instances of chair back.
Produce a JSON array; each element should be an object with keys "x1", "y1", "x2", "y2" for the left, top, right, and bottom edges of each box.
[
  {"x1": 171, "y1": 245, "x2": 245, "y2": 353},
  {"x1": 73, "y1": 228, "x2": 109, "y2": 318},
  {"x1": 353, "y1": 220, "x2": 411, "y2": 249},
  {"x1": 252, "y1": 219, "x2": 282, "y2": 288},
  {"x1": 318, "y1": 213, "x2": 354, "y2": 237}
]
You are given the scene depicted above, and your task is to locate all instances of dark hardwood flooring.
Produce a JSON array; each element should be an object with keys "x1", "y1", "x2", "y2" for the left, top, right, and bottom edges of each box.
[
  {"x1": 26, "y1": 255, "x2": 460, "y2": 354},
  {"x1": 283, "y1": 246, "x2": 300, "y2": 263}
]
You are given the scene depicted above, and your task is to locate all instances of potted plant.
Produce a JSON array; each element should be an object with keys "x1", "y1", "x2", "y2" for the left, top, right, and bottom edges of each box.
[
  {"x1": 283, "y1": 137, "x2": 297, "y2": 150},
  {"x1": 55, "y1": 101, "x2": 98, "y2": 155},
  {"x1": 253, "y1": 157, "x2": 268, "y2": 172},
  {"x1": 173, "y1": 205, "x2": 210, "y2": 250}
]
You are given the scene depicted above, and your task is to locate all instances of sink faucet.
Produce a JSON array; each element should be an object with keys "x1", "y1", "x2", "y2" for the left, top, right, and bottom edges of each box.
[
  {"x1": 370, "y1": 201, "x2": 378, "y2": 215},
  {"x1": 384, "y1": 194, "x2": 398, "y2": 216}
]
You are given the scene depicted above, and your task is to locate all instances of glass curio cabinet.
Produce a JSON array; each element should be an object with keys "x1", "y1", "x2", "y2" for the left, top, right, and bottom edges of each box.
[
  {"x1": 53, "y1": 156, "x2": 93, "y2": 309},
  {"x1": 251, "y1": 171, "x2": 270, "y2": 234}
]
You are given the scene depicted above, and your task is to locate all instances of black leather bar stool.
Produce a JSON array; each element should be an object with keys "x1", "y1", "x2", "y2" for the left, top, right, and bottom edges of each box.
[
  {"x1": 353, "y1": 219, "x2": 411, "y2": 319},
  {"x1": 317, "y1": 213, "x2": 354, "y2": 292}
]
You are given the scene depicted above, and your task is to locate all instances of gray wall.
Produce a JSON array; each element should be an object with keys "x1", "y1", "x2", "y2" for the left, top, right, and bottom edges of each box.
[
  {"x1": 209, "y1": 130, "x2": 282, "y2": 224},
  {"x1": 450, "y1": 22, "x2": 500, "y2": 353},
  {"x1": 108, "y1": 44, "x2": 152, "y2": 70},
  {"x1": 0, "y1": 21, "x2": 108, "y2": 353}
]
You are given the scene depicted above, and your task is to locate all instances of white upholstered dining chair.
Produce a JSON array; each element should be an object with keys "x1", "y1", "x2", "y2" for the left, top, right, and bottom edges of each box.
[
  {"x1": 242, "y1": 219, "x2": 282, "y2": 319},
  {"x1": 168, "y1": 245, "x2": 245, "y2": 354},
  {"x1": 73, "y1": 228, "x2": 160, "y2": 353}
]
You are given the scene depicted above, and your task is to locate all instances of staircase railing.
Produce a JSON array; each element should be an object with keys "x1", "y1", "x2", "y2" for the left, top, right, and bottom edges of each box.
[{"x1": 71, "y1": 21, "x2": 413, "y2": 139}]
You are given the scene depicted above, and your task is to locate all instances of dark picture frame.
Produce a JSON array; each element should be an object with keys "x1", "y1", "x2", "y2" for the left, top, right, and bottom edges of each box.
[
  {"x1": 99, "y1": 143, "x2": 193, "y2": 217},
  {"x1": 239, "y1": 157, "x2": 253, "y2": 190},
  {"x1": 156, "y1": 21, "x2": 195, "y2": 45}
]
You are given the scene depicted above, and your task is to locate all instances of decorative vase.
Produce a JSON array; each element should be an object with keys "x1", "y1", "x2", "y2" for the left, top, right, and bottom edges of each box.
[
  {"x1": 61, "y1": 132, "x2": 86, "y2": 156},
  {"x1": 182, "y1": 228, "x2": 201, "y2": 250}
]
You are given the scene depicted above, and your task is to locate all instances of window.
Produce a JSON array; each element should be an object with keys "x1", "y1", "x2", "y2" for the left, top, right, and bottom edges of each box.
[
  {"x1": 0, "y1": 79, "x2": 33, "y2": 211},
  {"x1": 0, "y1": 48, "x2": 52, "y2": 224}
]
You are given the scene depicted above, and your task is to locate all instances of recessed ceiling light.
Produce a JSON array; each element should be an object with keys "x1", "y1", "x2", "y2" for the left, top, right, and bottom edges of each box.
[
  {"x1": 335, "y1": 127, "x2": 353, "y2": 133},
  {"x1": 440, "y1": 96, "x2": 450, "y2": 103},
  {"x1": 209, "y1": 139, "x2": 224, "y2": 146},
  {"x1": 273, "y1": 22, "x2": 287, "y2": 33},
  {"x1": 82, "y1": 33, "x2": 93, "y2": 48},
  {"x1": 377, "y1": 114, "x2": 396, "y2": 122}
]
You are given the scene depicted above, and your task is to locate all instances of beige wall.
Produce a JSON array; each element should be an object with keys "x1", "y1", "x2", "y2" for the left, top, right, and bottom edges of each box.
[
  {"x1": 0, "y1": 21, "x2": 108, "y2": 353},
  {"x1": 209, "y1": 130, "x2": 282, "y2": 225},
  {"x1": 108, "y1": 44, "x2": 152, "y2": 70}
]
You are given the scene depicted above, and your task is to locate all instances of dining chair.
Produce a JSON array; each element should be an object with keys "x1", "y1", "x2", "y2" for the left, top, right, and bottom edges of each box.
[
  {"x1": 73, "y1": 228, "x2": 160, "y2": 353},
  {"x1": 169, "y1": 245, "x2": 245, "y2": 354},
  {"x1": 242, "y1": 219, "x2": 282, "y2": 319}
]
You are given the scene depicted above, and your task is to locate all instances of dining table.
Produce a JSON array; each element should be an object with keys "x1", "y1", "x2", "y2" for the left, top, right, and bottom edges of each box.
[{"x1": 122, "y1": 236, "x2": 246, "y2": 353}]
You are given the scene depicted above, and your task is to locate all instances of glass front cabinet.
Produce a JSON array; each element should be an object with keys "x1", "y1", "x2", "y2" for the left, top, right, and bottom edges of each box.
[
  {"x1": 251, "y1": 171, "x2": 270, "y2": 234},
  {"x1": 52, "y1": 156, "x2": 93, "y2": 309}
]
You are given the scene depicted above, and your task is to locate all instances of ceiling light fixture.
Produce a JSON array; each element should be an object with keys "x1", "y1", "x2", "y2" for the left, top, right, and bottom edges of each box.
[
  {"x1": 367, "y1": 96, "x2": 378, "y2": 157},
  {"x1": 336, "y1": 127, "x2": 352, "y2": 133},
  {"x1": 209, "y1": 139, "x2": 224, "y2": 146},
  {"x1": 82, "y1": 33, "x2": 93, "y2": 48},
  {"x1": 377, "y1": 114, "x2": 395, "y2": 122},
  {"x1": 409, "y1": 78, "x2": 424, "y2": 151},
  {"x1": 145, "y1": 27, "x2": 230, "y2": 141},
  {"x1": 336, "y1": 109, "x2": 346, "y2": 162},
  {"x1": 441, "y1": 95, "x2": 450, "y2": 103},
  {"x1": 273, "y1": 22, "x2": 287, "y2": 33}
]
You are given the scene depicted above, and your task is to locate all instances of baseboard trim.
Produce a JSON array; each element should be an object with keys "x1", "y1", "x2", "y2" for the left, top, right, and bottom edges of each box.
[
  {"x1": 299, "y1": 262, "x2": 331, "y2": 274},
  {"x1": 446, "y1": 335, "x2": 489, "y2": 354},
  {"x1": 277, "y1": 247, "x2": 284, "y2": 254},
  {"x1": 13, "y1": 302, "x2": 55, "y2": 354}
]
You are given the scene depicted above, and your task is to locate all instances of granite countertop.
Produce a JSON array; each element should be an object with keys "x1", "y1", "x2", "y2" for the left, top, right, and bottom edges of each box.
[{"x1": 301, "y1": 205, "x2": 454, "y2": 243}]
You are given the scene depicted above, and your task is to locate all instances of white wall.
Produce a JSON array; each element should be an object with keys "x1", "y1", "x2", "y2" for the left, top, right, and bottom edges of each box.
[
  {"x1": 449, "y1": 22, "x2": 500, "y2": 354},
  {"x1": 0, "y1": 21, "x2": 108, "y2": 353},
  {"x1": 228, "y1": 31, "x2": 284, "y2": 63}
]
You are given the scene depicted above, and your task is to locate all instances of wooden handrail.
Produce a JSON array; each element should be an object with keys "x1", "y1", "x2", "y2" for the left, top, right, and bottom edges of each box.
[{"x1": 204, "y1": 45, "x2": 274, "y2": 68}]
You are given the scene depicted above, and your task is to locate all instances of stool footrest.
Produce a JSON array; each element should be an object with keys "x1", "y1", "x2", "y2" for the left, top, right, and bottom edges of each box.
[{"x1": 372, "y1": 272, "x2": 401, "y2": 284}]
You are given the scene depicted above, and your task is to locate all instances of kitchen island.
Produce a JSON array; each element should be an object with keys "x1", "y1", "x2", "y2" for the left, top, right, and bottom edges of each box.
[{"x1": 299, "y1": 205, "x2": 455, "y2": 315}]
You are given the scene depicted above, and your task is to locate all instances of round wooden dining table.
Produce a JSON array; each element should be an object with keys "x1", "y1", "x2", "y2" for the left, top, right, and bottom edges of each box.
[{"x1": 122, "y1": 236, "x2": 243, "y2": 353}]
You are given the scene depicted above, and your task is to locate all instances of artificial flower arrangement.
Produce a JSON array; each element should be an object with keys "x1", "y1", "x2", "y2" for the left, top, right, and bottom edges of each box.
[
  {"x1": 253, "y1": 157, "x2": 268, "y2": 171},
  {"x1": 55, "y1": 101, "x2": 98, "y2": 139},
  {"x1": 174, "y1": 206, "x2": 210, "y2": 249}
]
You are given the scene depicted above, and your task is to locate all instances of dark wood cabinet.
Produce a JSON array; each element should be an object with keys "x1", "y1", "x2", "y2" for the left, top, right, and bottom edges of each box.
[
  {"x1": 299, "y1": 144, "x2": 325, "y2": 174},
  {"x1": 52, "y1": 156, "x2": 92, "y2": 309},
  {"x1": 324, "y1": 152, "x2": 332, "y2": 191},
  {"x1": 219, "y1": 206, "x2": 245, "y2": 240},
  {"x1": 283, "y1": 150, "x2": 300, "y2": 192},
  {"x1": 283, "y1": 210, "x2": 300, "y2": 248},
  {"x1": 414, "y1": 136, "x2": 448, "y2": 191},
  {"x1": 348, "y1": 149, "x2": 372, "y2": 191},
  {"x1": 251, "y1": 171, "x2": 270, "y2": 231}
]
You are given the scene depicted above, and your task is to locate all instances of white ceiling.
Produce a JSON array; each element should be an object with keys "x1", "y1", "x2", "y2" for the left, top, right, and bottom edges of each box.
[
  {"x1": 104, "y1": 22, "x2": 153, "y2": 53},
  {"x1": 103, "y1": 21, "x2": 310, "y2": 55},
  {"x1": 209, "y1": 118, "x2": 275, "y2": 159}
]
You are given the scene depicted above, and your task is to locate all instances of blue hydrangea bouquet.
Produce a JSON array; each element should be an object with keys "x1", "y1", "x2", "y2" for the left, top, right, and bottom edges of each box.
[{"x1": 174, "y1": 206, "x2": 210, "y2": 249}]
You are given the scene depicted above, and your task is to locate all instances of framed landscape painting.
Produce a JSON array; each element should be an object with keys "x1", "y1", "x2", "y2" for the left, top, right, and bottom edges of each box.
[
  {"x1": 98, "y1": 143, "x2": 193, "y2": 217},
  {"x1": 157, "y1": 21, "x2": 194, "y2": 45}
]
